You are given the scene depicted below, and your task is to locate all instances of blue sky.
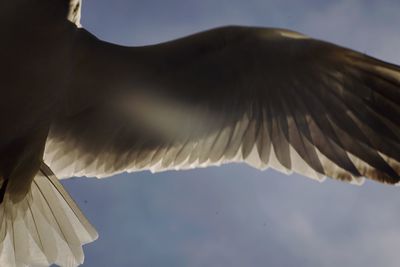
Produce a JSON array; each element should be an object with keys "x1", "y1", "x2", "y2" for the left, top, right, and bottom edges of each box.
[{"x1": 62, "y1": 1, "x2": 400, "y2": 266}]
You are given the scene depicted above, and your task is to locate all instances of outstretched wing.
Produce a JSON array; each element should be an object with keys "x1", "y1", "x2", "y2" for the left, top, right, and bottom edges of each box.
[{"x1": 44, "y1": 26, "x2": 400, "y2": 184}]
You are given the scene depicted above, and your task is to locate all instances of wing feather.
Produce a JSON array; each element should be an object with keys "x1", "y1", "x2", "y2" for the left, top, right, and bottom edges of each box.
[{"x1": 44, "y1": 26, "x2": 400, "y2": 184}]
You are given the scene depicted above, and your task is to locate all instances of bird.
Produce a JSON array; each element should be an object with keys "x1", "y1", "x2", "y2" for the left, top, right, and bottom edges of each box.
[{"x1": 1, "y1": 0, "x2": 400, "y2": 266}]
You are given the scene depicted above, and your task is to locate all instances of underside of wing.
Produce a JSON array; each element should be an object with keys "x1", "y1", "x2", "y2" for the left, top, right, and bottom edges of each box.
[{"x1": 45, "y1": 26, "x2": 400, "y2": 184}]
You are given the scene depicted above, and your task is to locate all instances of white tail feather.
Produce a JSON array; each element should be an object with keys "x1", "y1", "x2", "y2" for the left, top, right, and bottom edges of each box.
[{"x1": 0, "y1": 164, "x2": 98, "y2": 267}]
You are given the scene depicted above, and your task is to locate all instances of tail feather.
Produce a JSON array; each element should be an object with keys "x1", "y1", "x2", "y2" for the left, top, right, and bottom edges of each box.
[{"x1": 0, "y1": 163, "x2": 98, "y2": 267}]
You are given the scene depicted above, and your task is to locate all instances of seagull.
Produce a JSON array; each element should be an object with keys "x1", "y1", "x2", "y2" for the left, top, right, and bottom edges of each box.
[{"x1": 1, "y1": 0, "x2": 400, "y2": 266}]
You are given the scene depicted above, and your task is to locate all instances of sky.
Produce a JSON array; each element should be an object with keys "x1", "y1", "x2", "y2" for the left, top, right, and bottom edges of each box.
[{"x1": 62, "y1": 1, "x2": 400, "y2": 266}]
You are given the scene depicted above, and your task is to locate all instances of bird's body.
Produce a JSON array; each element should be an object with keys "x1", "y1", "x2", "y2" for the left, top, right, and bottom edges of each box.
[
  {"x1": 0, "y1": 0, "x2": 75, "y2": 200},
  {"x1": 0, "y1": 2, "x2": 97, "y2": 266},
  {"x1": 1, "y1": 0, "x2": 400, "y2": 266}
]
